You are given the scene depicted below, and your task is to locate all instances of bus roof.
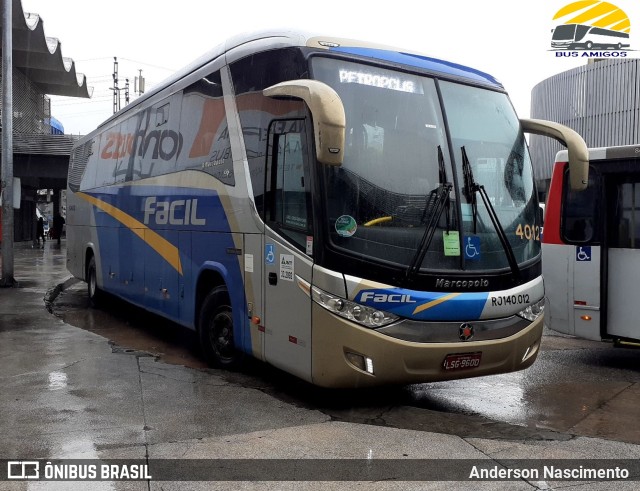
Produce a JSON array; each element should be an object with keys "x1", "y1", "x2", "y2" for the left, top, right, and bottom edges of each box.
[
  {"x1": 98, "y1": 29, "x2": 503, "y2": 130},
  {"x1": 555, "y1": 144, "x2": 640, "y2": 162}
]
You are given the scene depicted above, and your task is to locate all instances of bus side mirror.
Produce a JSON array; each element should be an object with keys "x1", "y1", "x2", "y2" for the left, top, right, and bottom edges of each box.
[
  {"x1": 264, "y1": 80, "x2": 346, "y2": 166},
  {"x1": 520, "y1": 118, "x2": 588, "y2": 191}
]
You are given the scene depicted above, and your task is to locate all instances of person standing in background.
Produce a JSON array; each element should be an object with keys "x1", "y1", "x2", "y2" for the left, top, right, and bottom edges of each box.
[
  {"x1": 36, "y1": 217, "x2": 46, "y2": 246},
  {"x1": 52, "y1": 212, "x2": 65, "y2": 246}
]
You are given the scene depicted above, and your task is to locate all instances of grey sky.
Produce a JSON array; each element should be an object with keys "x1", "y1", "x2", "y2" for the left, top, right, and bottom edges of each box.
[{"x1": 21, "y1": 0, "x2": 639, "y2": 135}]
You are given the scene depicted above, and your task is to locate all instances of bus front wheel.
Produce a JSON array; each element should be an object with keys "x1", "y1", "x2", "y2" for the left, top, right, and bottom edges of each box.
[
  {"x1": 87, "y1": 256, "x2": 102, "y2": 307},
  {"x1": 198, "y1": 286, "x2": 243, "y2": 369}
]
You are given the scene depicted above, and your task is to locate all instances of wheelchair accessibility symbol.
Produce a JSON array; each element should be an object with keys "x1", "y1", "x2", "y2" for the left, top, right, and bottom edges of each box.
[
  {"x1": 265, "y1": 244, "x2": 276, "y2": 265},
  {"x1": 576, "y1": 246, "x2": 591, "y2": 262},
  {"x1": 464, "y1": 236, "x2": 481, "y2": 260}
]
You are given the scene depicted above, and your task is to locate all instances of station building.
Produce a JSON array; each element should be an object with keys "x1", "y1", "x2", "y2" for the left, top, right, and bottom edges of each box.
[
  {"x1": 0, "y1": 0, "x2": 90, "y2": 242},
  {"x1": 528, "y1": 59, "x2": 640, "y2": 201}
]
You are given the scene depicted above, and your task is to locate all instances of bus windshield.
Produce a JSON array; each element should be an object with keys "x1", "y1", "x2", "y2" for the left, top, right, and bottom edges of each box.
[
  {"x1": 552, "y1": 25, "x2": 577, "y2": 41},
  {"x1": 552, "y1": 24, "x2": 590, "y2": 42},
  {"x1": 312, "y1": 56, "x2": 539, "y2": 273}
]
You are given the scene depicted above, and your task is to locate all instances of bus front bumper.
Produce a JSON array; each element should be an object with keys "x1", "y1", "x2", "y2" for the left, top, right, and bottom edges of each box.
[
  {"x1": 552, "y1": 42, "x2": 573, "y2": 48},
  {"x1": 311, "y1": 304, "x2": 543, "y2": 388}
]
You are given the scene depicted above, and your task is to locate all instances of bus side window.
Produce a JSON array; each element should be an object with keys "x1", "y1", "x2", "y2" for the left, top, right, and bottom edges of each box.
[
  {"x1": 561, "y1": 167, "x2": 599, "y2": 243},
  {"x1": 95, "y1": 124, "x2": 121, "y2": 188},
  {"x1": 177, "y1": 70, "x2": 234, "y2": 185},
  {"x1": 138, "y1": 94, "x2": 182, "y2": 179},
  {"x1": 229, "y1": 48, "x2": 308, "y2": 213},
  {"x1": 265, "y1": 122, "x2": 312, "y2": 252}
]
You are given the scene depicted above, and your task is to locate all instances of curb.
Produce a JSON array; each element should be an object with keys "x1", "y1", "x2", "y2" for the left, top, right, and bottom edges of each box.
[{"x1": 44, "y1": 276, "x2": 80, "y2": 313}]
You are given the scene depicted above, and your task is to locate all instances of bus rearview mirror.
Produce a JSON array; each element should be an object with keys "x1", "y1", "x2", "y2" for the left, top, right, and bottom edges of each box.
[
  {"x1": 264, "y1": 80, "x2": 346, "y2": 166},
  {"x1": 520, "y1": 118, "x2": 589, "y2": 191}
]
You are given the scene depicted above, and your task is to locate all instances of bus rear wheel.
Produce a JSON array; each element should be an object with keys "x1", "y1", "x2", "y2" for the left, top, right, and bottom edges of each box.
[
  {"x1": 87, "y1": 256, "x2": 102, "y2": 307},
  {"x1": 198, "y1": 286, "x2": 243, "y2": 369}
]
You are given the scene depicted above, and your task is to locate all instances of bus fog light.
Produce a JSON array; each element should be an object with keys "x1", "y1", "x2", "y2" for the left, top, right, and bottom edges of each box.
[
  {"x1": 365, "y1": 357, "x2": 374, "y2": 374},
  {"x1": 345, "y1": 352, "x2": 374, "y2": 374},
  {"x1": 517, "y1": 298, "x2": 545, "y2": 322},
  {"x1": 346, "y1": 352, "x2": 365, "y2": 371},
  {"x1": 522, "y1": 341, "x2": 539, "y2": 362}
]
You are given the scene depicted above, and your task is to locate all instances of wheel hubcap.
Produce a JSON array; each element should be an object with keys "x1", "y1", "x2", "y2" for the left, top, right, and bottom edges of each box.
[{"x1": 210, "y1": 310, "x2": 233, "y2": 360}]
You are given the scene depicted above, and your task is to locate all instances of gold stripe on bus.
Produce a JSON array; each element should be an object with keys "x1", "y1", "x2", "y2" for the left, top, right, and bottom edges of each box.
[
  {"x1": 77, "y1": 192, "x2": 183, "y2": 276},
  {"x1": 412, "y1": 292, "x2": 461, "y2": 315}
]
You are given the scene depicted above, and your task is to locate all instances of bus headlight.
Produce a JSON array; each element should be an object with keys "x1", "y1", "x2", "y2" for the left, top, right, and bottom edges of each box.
[
  {"x1": 517, "y1": 298, "x2": 545, "y2": 322},
  {"x1": 311, "y1": 286, "x2": 399, "y2": 328}
]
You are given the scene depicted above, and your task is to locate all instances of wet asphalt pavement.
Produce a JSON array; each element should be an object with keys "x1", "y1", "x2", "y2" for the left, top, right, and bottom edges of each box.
[
  {"x1": 53, "y1": 277, "x2": 640, "y2": 445},
  {"x1": 1, "y1": 241, "x2": 639, "y2": 490}
]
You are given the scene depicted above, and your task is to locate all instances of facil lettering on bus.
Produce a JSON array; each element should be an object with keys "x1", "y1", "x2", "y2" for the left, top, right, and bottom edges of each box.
[
  {"x1": 143, "y1": 197, "x2": 206, "y2": 226},
  {"x1": 359, "y1": 292, "x2": 416, "y2": 303}
]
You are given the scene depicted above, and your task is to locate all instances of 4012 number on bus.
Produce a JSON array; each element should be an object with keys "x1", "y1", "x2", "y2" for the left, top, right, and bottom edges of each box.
[{"x1": 515, "y1": 224, "x2": 540, "y2": 241}]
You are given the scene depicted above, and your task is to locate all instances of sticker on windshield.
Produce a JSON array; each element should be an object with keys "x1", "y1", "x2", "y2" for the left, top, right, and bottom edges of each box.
[
  {"x1": 443, "y1": 231, "x2": 460, "y2": 256},
  {"x1": 335, "y1": 215, "x2": 357, "y2": 237},
  {"x1": 464, "y1": 236, "x2": 481, "y2": 260}
]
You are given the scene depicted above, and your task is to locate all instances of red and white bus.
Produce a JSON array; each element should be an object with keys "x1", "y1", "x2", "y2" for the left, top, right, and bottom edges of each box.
[{"x1": 543, "y1": 144, "x2": 640, "y2": 347}]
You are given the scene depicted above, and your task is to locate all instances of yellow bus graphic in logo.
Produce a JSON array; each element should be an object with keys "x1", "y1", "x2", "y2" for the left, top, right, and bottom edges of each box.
[{"x1": 552, "y1": 1, "x2": 631, "y2": 50}]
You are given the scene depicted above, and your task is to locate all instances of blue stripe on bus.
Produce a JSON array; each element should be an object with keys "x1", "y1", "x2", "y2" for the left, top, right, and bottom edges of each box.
[
  {"x1": 83, "y1": 186, "x2": 251, "y2": 356},
  {"x1": 355, "y1": 288, "x2": 488, "y2": 321},
  {"x1": 329, "y1": 47, "x2": 503, "y2": 88}
]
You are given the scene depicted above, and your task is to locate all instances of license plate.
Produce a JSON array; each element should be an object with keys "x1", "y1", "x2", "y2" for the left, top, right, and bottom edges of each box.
[{"x1": 442, "y1": 352, "x2": 482, "y2": 371}]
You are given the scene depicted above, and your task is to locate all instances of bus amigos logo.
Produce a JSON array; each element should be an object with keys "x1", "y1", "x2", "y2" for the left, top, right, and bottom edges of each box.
[{"x1": 551, "y1": 1, "x2": 632, "y2": 57}]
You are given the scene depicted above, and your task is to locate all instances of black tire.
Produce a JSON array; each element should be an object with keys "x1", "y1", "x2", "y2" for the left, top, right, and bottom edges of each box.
[
  {"x1": 198, "y1": 286, "x2": 243, "y2": 369},
  {"x1": 87, "y1": 256, "x2": 102, "y2": 307}
]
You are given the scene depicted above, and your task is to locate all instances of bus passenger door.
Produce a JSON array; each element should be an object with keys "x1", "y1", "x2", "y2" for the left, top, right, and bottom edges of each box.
[
  {"x1": 555, "y1": 167, "x2": 601, "y2": 340},
  {"x1": 263, "y1": 120, "x2": 314, "y2": 383},
  {"x1": 605, "y1": 175, "x2": 640, "y2": 341}
]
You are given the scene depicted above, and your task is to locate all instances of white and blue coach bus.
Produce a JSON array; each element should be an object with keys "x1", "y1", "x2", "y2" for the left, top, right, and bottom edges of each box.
[{"x1": 66, "y1": 30, "x2": 587, "y2": 387}]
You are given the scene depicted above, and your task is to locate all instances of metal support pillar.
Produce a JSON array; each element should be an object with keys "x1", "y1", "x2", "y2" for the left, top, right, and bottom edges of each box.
[{"x1": 1, "y1": 0, "x2": 16, "y2": 286}]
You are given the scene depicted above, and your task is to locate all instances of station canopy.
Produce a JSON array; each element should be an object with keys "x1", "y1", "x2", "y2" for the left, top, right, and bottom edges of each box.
[{"x1": 1, "y1": 0, "x2": 91, "y2": 98}]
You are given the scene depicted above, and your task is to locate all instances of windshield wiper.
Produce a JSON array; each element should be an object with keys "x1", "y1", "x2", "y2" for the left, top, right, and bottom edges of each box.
[
  {"x1": 461, "y1": 146, "x2": 520, "y2": 279},
  {"x1": 406, "y1": 146, "x2": 452, "y2": 280}
]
